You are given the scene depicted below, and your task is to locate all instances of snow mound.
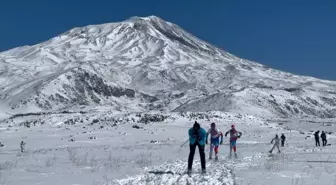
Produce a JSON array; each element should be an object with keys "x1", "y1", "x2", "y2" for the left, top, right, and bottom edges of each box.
[{"x1": 114, "y1": 160, "x2": 234, "y2": 185}]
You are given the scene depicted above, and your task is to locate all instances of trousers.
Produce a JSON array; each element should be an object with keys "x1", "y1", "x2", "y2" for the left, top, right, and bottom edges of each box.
[{"x1": 188, "y1": 142, "x2": 206, "y2": 170}]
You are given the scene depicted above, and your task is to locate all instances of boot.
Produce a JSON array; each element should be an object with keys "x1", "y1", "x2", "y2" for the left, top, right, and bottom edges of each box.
[
  {"x1": 215, "y1": 154, "x2": 218, "y2": 161},
  {"x1": 187, "y1": 169, "x2": 192, "y2": 175},
  {"x1": 201, "y1": 168, "x2": 206, "y2": 174},
  {"x1": 234, "y1": 153, "x2": 237, "y2": 158}
]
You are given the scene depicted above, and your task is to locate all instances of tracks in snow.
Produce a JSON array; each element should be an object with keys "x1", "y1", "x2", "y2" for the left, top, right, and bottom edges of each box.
[{"x1": 113, "y1": 159, "x2": 235, "y2": 185}]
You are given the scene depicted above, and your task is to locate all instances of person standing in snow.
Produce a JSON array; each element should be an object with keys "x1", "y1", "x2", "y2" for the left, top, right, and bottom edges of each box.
[
  {"x1": 20, "y1": 141, "x2": 26, "y2": 153},
  {"x1": 321, "y1": 131, "x2": 327, "y2": 146},
  {"x1": 314, "y1": 131, "x2": 320, "y2": 147},
  {"x1": 188, "y1": 121, "x2": 207, "y2": 174},
  {"x1": 206, "y1": 123, "x2": 223, "y2": 160},
  {"x1": 225, "y1": 125, "x2": 242, "y2": 158},
  {"x1": 269, "y1": 134, "x2": 281, "y2": 153},
  {"x1": 280, "y1": 134, "x2": 286, "y2": 147}
]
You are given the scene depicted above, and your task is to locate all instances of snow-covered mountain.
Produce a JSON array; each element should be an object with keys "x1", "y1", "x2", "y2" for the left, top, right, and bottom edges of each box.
[{"x1": 1, "y1": 15, "x2": 336, "y2": 119}]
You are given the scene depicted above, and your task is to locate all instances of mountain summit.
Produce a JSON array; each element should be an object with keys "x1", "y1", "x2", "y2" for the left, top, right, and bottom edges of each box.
[{"x1": 0, "y1": 16, "x2": 336, "y2": 119}]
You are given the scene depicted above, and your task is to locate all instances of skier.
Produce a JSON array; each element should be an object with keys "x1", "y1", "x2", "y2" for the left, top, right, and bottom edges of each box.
[
  {"x1": 225, "y1": 124, "x2": 242, "y2": 158},
  {"x1": 188, "y1": 121, "x2": 207, "y2": 174},
  {"x1": 269, "y1": 134, "x2": 281, "y2": 154},
  {"x1": 314, "y1": 131, "x2": 320, "y2": 147},
  {"x1": 280, "y1": 133, "x2": 286, "y2": 147},
  {"x1": 206, "y1": 123, "x2": 223, "y2": 160},
  {"x1": 20, "y1": 141, "x2": 26, "y2": 153},
  {"x1": 321, "y1": 131, "x2": 327, "y2": 146}
]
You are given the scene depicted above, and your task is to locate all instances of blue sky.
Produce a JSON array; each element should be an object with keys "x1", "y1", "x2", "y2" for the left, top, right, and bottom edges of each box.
[{"x1": 1, "y1": 0, "x2": 335, "y2": 80}]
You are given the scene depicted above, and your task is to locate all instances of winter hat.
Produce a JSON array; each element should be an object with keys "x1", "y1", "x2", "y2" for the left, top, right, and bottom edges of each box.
[
  {"x1": 211, "y1": 123, "x2": 216, "y2": 127},
  {"x1": 193, "y1": 121, "x2": 200, "y2": 130},
  {"x1": 231, "y1": 124, "x2": 235, "y2": 128}
]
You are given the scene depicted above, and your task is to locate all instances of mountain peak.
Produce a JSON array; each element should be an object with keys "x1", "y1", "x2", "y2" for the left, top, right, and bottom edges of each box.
[
  {"x1": 1, "y1": 15, "x2": 336, "y2": 119},
  {"x1": 43, "y1": 14, "x2": 231, "y2": 60},
  {"x1": 127, "y1": 15, "x2": 165, "y2": 22}
]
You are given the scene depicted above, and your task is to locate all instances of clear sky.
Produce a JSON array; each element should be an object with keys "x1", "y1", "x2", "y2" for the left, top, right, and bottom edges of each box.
[{"x1": 1, "y1": 0, "x2": 335, "y2": 80}]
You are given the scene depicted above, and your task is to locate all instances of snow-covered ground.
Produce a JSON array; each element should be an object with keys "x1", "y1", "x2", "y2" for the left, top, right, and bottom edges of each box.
[{"x1": 0, "y1": 112, "x2": 335, "y2": 185}]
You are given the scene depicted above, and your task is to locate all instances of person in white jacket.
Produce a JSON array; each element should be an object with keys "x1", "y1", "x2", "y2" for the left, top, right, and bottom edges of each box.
[
  {"x1": 206, "y1": 123, "x2": 223, "y2": 160},
  {"x1": 269, "y1": 134, "x2": 281, "y2": 154}
]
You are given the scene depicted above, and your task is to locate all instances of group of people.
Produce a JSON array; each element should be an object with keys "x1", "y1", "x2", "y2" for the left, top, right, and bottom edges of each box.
[
  {"x1": 187, "y1": 121, "x2": 242, "y2": 174},
  {"x1": 314, "y1": 130, "x2": 328, "y2": 147},
  {"x1": 187, "y1": 123, "x2": 331, "y2": 174},
  {"x1": 268, "y1": 133, "x2": 286, "y2": 154},
  {"x1": 187, "y1": 121, "x2": 292, "y2": 174}
]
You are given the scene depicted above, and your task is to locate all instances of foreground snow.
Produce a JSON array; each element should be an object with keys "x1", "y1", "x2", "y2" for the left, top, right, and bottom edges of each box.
[
  {"x1": 114, "y1": 160, "x2": 234, "y2": 185},
  {"x1": 0, "y1": 112, "x2": 335, "y2": 185}
]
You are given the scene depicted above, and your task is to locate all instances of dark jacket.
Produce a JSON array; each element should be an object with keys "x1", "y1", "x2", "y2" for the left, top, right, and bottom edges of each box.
[
  {"x1": 314, "y1": 131, "x2": 320, "y2": 139},
  {"x1": 321, "y1": 132, "x2": 327, "y2": 140},
  {"x1": 281, "y1": 135, "x2": 286, "y2": 141}
]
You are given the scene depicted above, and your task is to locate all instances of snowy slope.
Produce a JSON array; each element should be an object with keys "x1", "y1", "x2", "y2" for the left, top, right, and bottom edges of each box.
[{"x1": 1, "y1": 16, "x2": 336, "y2": 119}]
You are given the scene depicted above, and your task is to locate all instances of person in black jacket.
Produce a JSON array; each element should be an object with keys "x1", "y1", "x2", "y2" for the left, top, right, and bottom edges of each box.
[
  {"x1": 321, "y1": 131, "x2": 327, "y2": 146},
  {"x1": 314, "y1": 131, "x2": 320, "y2": 147},
  {"x1": 280, "y1": 134, "x2": 286, "y2": 147}
]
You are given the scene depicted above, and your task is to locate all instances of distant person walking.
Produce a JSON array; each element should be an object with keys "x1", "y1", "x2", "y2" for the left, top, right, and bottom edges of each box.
[
  {"x1": 225, "y1": 125, "x2": 242, "y2": 158},
  {"x1": 20, "y1": 141, "x2": 26, "y2": 153},
  {"x1": 314, "y1": 131, "x2": 320, "y2": 147},
  {"x1": 269, "y1": 134, "x2": 281, "y2": 154},
  {"x1": 321, "y1": 131, "x2": 327, "y2": 146},
  {"x1": 280, "y1": 134, "x2": 286, "y2": 147},
  {"x1": 188, "y1": 121, "x2": 207, "y2": 174}
]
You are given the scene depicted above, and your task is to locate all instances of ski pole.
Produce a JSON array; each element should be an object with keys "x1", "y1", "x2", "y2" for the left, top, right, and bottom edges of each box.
[{"x1": 180, "y1": 139, "x2": 189, "y2": 147}]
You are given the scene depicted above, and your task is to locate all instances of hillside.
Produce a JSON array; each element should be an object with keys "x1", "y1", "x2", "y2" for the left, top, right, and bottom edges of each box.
[{"x1": 1, "y1": 16, "x2": 336, "y2": 119}]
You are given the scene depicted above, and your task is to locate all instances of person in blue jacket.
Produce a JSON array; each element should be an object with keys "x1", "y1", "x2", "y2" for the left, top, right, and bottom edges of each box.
[{"x1": 188, "y1": 121, "x2": 207, "y2": 174}]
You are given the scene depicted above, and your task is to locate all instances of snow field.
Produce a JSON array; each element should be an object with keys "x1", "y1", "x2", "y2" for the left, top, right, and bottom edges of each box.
[{"x1": 0, "y1": 112, "x2": 335, "y2": 185}]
